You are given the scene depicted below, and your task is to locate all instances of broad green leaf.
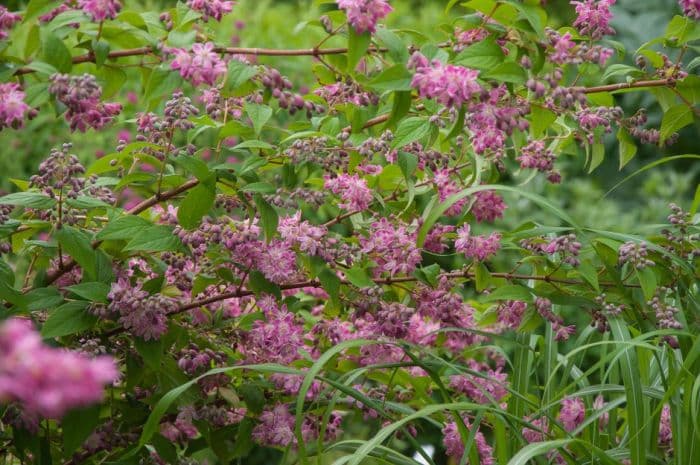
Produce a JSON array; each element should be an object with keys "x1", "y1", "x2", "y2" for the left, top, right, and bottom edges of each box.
[
  {"x1": 62, "y1": 406, "x2": 101, "y2": 457},
  {"x1": 636, "y1": 268, "x2": 657, "y2": 301},
  {"x1": 97, "y1": 215, "x2": 152, "y2": 240},
  {"x1": 41, "y1": 30, "x2": 72, "y2": 73},
  {"x1": 177, "y1": 184, "x2": 216, "y2": 229},
  {"x1": 135, "y1": 338, "x2": 164, "y2": 369},
  {"x1": 253, "y1": 194, "x2": 278, "y2": 242},
  {"x1": 453, "y1": 37, "x2": 504, "y2": 71},
  {"x1": 660, "y1": 104, "x2": 693, "y2": 143},
  {"x1": 244, "y1": 103, "x2": 273, "y2": 137},
  {"x1": 55, "y1": 226, "x2": 97, "y2": 279},
  {"x1": 343, "y1": 266, "x2": 375, "y2": 288},
  {"x1": 224, "y1": 59, "x2": 258, "y2": 93},
  {"x1": 481, "y1": 284, "x2": 533, "y2": 303},
  {"x1": 347, "y1": 28, "x2": 371, "y2": 72},
  {"x1": 0, "y1": 192, "x2": 56, "y2": 209},
  {"x1": 368, "y1": 64, "x2": 413, "y2": 91},
  {"x1": 66, "y1": 282, "x2": 111, "y2": 303},
  {"x1": 41, "y1": 301, "x2": 97, "y2": 338},
  {"x1": 123, "y1": 225, "x2": 182, "y2": 252},
  {"x1": 391, "y1": 117, "x2": 431, "y2": 149},
  {"x1": 617, "y1": 128, "x2": 637, "y2": 169}
]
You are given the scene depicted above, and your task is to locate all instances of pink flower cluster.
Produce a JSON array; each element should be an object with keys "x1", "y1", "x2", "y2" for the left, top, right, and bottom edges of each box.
[
  {"x1": 443, "y1": 418, "x2": 495, "y2": 465},
  {"x1": 409, "y1": 52, "x2": 481, "y2": 108},
  {"x1": 471, "y1": 190, "x2": 507, "y2": 223},
  {"x1": 571, "y1": 0, "x2": 616, "y2": 39},
  {"x1": 680, "y1": 0, "x2": 700, "y2": 18},
  {"x1": 360, "y1": 218, "x2": 422, "y2": 276},
  {"x1": 171, "y1": 42, "x2": 227, "y2": 87},
  {"x1": 0, "y1": 83, "x2": 31, "y2": 130},
  {"x1": 324, "y1": 174, "x2": 373, "y2": 212},
  {"x1": 0, "y1": 318, "x2": 118, "y2": 418},
  {"x1": 449, "y1": 360, "x2": 509, "y2": 404},
  {"x1": 336, "y1": 0, "x2": 392, "y2": 34},
  {"x1": 558, "y1": 397, "x2": 586, "y2": 432},
  {"x1": 455, "y1": 224, "x2": 501, "y2": 261},
  {"x1": 48, "y1": 73, "x2": 122, "y2": 132},
  {"x1": 78, "y1": 0, "x2": 122, "y2": 22},
  {"x1": 187, "y1": 0, "x2": 235, "y2": 22},
  {"x1": 0, "y1": 6, "x2": 21, "y2": 39}
]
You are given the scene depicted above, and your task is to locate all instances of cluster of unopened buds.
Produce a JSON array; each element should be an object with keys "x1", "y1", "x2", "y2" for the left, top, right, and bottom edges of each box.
[
  {"x1": 29, "y1": 143, "x2": 86, "y2": 199},
  {"x1": 520, "y1": 234, "x2": 582, "y2": 266},
  {"x1": 260, "y1": 67, "x2": 324, "y2": 115},
  {"x1": 591, "y1": 294, "x2": 625, "y2": 332},
  {"x1": 619, "y1": 241, "x2": 655, "y2": 269},
  {"x1": 48, "y1": 74, "x2": 122, "y2": 132}
]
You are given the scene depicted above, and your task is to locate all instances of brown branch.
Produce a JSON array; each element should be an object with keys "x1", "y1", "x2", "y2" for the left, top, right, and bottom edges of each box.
[
  {"x1": 34, "y1": 179, "x2": 200, "y2": 289},
  {"x1": 578, "y1": 78, "x2": 674, "y2": 94}
]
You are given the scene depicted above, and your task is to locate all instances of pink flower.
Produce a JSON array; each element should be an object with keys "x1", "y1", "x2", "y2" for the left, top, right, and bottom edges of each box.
[
  {"x1": 497, "y1": 300, "x2": 527, "y2": 330},
  {"x1": 0, "y1": 6, "x2": 21, "y2": 39},
  {"x1": 455, "y1": 224, "x2": 501, "y2": 261},
  {"x1": 433, "y1": 169, "x2": 467, "y2": 216},
  {"x1": 410, "y1": 53, "x2": 481, "y2": 108},
  {"x1": 324, "y1": 174, "x2": 373, "y2": 212},
  {"x1": 187, "y1": 0, "x2": 235, "y2": 22},
  {"x1": 680, "y1": 0, "x2": 700, "y2": 18},
  {"x1": 0, "y1": 83, "x2": 31, "y2": 130},
  {"x1": 558, "y1": 397, "x2": 586, "y2": 432},
  {"x1": 336, "y1": 0, "x2": 392, "y2": 34},
  {"x1": 278, "y1": 212, "x2": 327, "y2": 255},
  {"x1": 0, "y1": 318, "x2": 118, "y2": 418},
  {"x1": 78, "y1": 0, "x2": 122, "y2": 21},
  {"x1": 360, "y1": 218, "x2": 422, "y2": 276},
  {"x1": 449, "y1": 360, "x2": 509, "y2": 404},
  {"x1": 241, "y1": 303, "x2": 305, "y2": 364},
  {"x1": 258, "y1": 240, "x2": 299, "y2": 284},
  {"x1": 571, "y1": 0, "x2": 616, "y2": 39},
  {"x1": 171, "y1": 43, "x2": 227, "y2": 87},
  {"x1": 442, "y1": 418, "x2": 494, "y2": 465},
  {"x1": 252, "y1": 404, "x2": 296, "y2": 447},
  {"x1": 658, "y1": 404, "x2": 672, "y2": 446},
  {"x1": 549, "y1": 31, "x2": 576, "y2": 64},
  {"x1": 471, "y1": 190, "x2": 506, "y2": 223}
]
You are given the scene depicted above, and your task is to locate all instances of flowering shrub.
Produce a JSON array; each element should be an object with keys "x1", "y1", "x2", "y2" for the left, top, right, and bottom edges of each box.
[{"x1": 0, "y1": 1, "x2": 698, "y2": 465}]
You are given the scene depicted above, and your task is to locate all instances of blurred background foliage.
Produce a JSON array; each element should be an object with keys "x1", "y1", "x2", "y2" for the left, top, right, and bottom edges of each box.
[{"x1": 1, "y1": 0, "x2": 698, "y2": 234}]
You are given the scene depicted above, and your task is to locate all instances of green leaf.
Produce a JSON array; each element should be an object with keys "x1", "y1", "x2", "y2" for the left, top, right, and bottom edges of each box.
[
  {"x1": 374, "y1": 26, "x2": 408, "y2": 64},
  {"x1": 244, "y1": 103, "x2": 273, "y2": 137},
  {"x1": 413, "y1": 264, "x2": 441, "y2": 287},
  {"x1": 636, "y1": 267, "x2": 657, "y2": 301},
  {"x1": 62, "y1": 406, "x2": 101, "y2": 457},
  {"x1": 248, "y1": 270, "x2": 281, "y2": 299},
  {"x1": 665, "y1": 15, "x2": 700, "y2": 45},
  {"x1": 177, "y1": 184, "x2": 216, "y2": 229},
  {"x1": 93, "y1": 41, "x2": 110, "y2": 68},
  {"x1": 123, "y1": 225, "x2": 182, "y2": 252},
  {"x1": 609, "y1": 318, "x2": 648, "y2": 465},
  {"x1": 41, "y1": 301, "x2": 97, "y2": 338},
  {"x1": 0, "y1": 192, "x2": 56, "y2": 209},
  {"x1": 97, "y1": 215, "x2": 152, "y2": 240},
  {"x1": 660, "y1": 104, "x2": 693, "y2": 143},
  {"x1": 529, "y1": 106, "x2": 556, "y2": 138},
  {"x1": 506, "y1": 440, "x2": 574, "y2": 465},
  {"x1": 23, "y1": 61, "x2": 58, "y2": 76},
  {"x1": 225, "y1": 59, "x2": 258, "y2": 93},
  {"x1": 173, "y1": 156, "x2": 213, "y2": 182},
  {"x1": 604, "y1": 155, "x2": 700, "y2": 196},
  {"x1": 239, "y1": 383, "x2": 266, "y2": 415},
  {"x1": 589, "y1": 142, "x2": 605, "y2": 173},
  {"x1": 26, "y1": 287, "x2": 64, "y2": 311},
  {"x1": 481, "y1": 284, "x2": 533, "y2": 303},
  {"x1": 55, "y1": 226, "x2": 97, "y2": 279},
  {"x1": 319, "y1": 268, "x2": 341, "y2": 309},
  {"x1": 41, "y1": 30, "x2": 72, "y2": 73},
  {"x1": 453, "y1": 37, "x2": 504, "y2": 71},
  {"x1": 617, "y1": 128, "x2": 637, "y2": 170},
  {"x1": 483, "y1": 61, "x2": 526, "y2": 84},
  {"x1": 344, "y1": 266, "x2": 375, "y2": 288},
  {"x1": 391, "y1": 117, "x2": 431, "y2": 149},
  {"x1": 66, "y1": 282, "x2": 111, "y2": 303},
  {"x1": 253, "y1": 194, "x2": 278, "y2": 242},
  {"x1": 347, "y1": 28, "x2": 371, "y2": 72},
  {"x1": 135, "y1": 338, "x2": 164, "y2": 369},
  {"x1": 241, "y1": 182, "x2": 276, "y2": 194},
  {"x1": 368, "y1": 64, "x2": 413, "y2": 91}
]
